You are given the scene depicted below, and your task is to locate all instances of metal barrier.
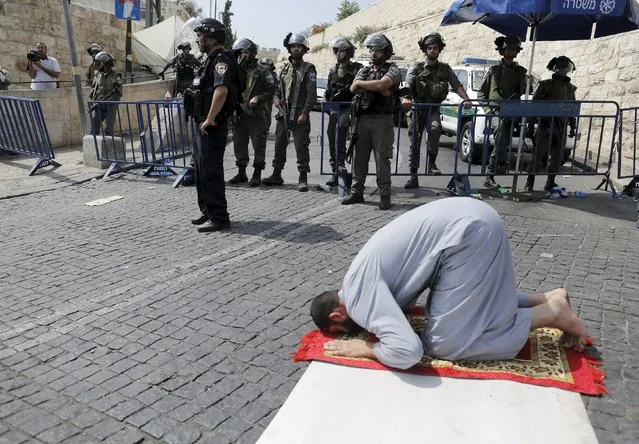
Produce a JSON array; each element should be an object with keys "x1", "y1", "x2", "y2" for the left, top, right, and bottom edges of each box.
[
  {"x1": 618, "y1": 106, "x2": 639, "y2": 195},
  {"x1": 88, "y1": 99, "x2": 197, "y2": 187},
  {"x1": 0, "y1": 96, "x2": 60, "y2": 175}
]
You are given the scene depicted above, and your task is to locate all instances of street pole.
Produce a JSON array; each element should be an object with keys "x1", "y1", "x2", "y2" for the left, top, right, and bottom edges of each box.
[
  {"x1": 60, "y1": 0, "x2": 88, "y2": 136},
  {"x1": 125, "y1": 20, "x2": 133, "y2": 84},
  {"x1": 214, "y1": 0, "x2": 218, "y2": 19},
  {"x1": 209, "y1": 0, "x2": 212, "y2": 16},
  {"x1": 146, "y1": 0, "x2": 153, "y2": 26}
]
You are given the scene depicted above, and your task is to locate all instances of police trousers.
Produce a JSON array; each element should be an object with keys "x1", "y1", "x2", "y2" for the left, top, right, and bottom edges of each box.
[
  {"x1": 272, "y1": 117, "x2": 311, "y2": 173},
  {"x1": 352, "y1": 114, "x2": 394, "y2": 197},
  {"x1": 487, "y1": 115, "x2": 517, "y2": 174},
  {"x1": 233, "y1": 114, "x2": 268, "y2": 170},
  {"x1": 327, "y1": 108, "x2": 351, "y2": 170},
  {"x1": 527, "y1": 122, "x2": 566, "y2": 176},
  {"x1": 194, "y1": 120, "x2": 230, "y2": 223},
  {"x1": 91, "y1": 104, "x2": 118, "y2": 136},
  {"x1": 407, "y1": 106, "x2": 442, "y2": 171}
]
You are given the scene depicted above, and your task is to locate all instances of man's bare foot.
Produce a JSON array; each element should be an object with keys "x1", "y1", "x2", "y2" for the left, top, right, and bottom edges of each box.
[{"x1": 547, "y1": 293, "x2": 588, "y2": 352}]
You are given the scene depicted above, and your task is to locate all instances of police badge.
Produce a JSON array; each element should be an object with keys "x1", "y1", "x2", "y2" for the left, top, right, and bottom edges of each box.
[{"x1": 216, "y1": 63, "x2": 228, "y2": 76}]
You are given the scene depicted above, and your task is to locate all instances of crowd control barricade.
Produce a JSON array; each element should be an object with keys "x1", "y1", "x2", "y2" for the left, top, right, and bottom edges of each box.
[
  {"x1": 617, "y1": 106, "x2": 639, "y2": 196},
  {"x1": 88, "y1": 99, "x2": 197, "y2": 187},
  {"x1": 0, "y1": 96, "x2": 60, "y2": 175}
]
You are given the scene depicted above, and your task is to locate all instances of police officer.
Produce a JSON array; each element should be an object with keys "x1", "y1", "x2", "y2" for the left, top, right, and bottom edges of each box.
[
  {"x1": 525, "y1": 56, "x2": 577, "y2": 193},
  {"x1": 478, "y1": 35, "x2": 530, "y2": 189},
  {"x1": 160, "y1": 41, "x2": 201, "y2": 96},
  {"x1": 324, "y1": 37, "x2": 362, "y2": 187},
  {"x1": 89, "y1": 51, "x2": 122, "y2": 136},
  {"x1": 342, "y1": 34, "x2": 401, "y2": 210},
  {"x1": 259, "y1": 57, "x2": 277, "y2": 131},
  {"x1": 86, "y1": 43, "x2": 102, "y2": 86},
  {"x1": 228, "y1": 38, "x2": 277, "y2": 187},
  {"x1": 402, "y1": 32, "x2": 471, "y2": 188},
  {"x1": 262, "y1": 33, "x2": 317, "y2": 192},
  {"x1": 190, "y1": 18, "x2": 242, "y2": 233}
]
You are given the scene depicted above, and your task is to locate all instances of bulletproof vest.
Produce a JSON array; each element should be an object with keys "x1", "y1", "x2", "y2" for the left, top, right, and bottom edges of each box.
[
  {"x1": 538, "y1": 75, "x2": 576, "y2": 101},
  {"x1": 92, "y1": 70, "x2": 122, "y2": 101},
  {"x1": 358, "y1": 62, "x2": 398, "y2": 114},
  {"x1": 413, "y1": 61, "x2": 450, "y2": 103},
  {"x1": 176, "y1": 54, "x2": 196, "y2": 81},
  {"x1": 280, "y1": 60, "x2": 312, "y2": 107},
  {"x1": 326, "y1": 61, "x2": 362, "y2": 102},
  {"x1": 490, "y1": 62, "x2": 526, "y2": 101}
]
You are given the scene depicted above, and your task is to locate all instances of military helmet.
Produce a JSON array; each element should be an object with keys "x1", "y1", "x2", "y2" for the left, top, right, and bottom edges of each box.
[
  {"x1": 94, "y1": 51, "x2": 115, "y2": 65},
  {"x1": 177, "y1": 41, "x2": 192, "y2": 50},
  {"x1": 547, "y1": 55, "x2": 576, "y2": 72},
  {"x1": 194, "y1": 18, "x2": 227, "y2": 45},
  {"x1": 418, "y1": 32, "x2": 446, "y2": 51},
  {"x1": 363, "y1": 33, "x2": 394, "y2": 57},
  {"x1": 232, "y1": 38, "x2": 258, "y2": 53},
  {"x1": 283, "y1": 32, "x2": 309, "y2": 50},
  {"x1": 495, "y1": 35, "x2": 522, "y2": 52},
  {"x1": 87, "y1": 43, "x2": 102, "y2": 56},
  {"x1": 329, "y1": 36, "x2": 355, "y2": 57},
  {"x1": 260, "y1": 57, "x2": 276, "y2": 70}
]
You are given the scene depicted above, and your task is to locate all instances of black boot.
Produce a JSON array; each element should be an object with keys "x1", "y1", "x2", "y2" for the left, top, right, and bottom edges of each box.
[
  {"x1": 191, "y1": 214, "x2": 208, "y2": 225},
  {"x1": 249, "y1": 169, "x2": 261, "y2": 187},
  {"x1": 228, "y1": 167, "x2": 248, "y2": 185},
  {"x1": 404, "y1": 175, "x2": 419, "y2": 189},
  {"x1": 326, "y1": 174, "x2": 338, "y2": 187},
  {"x1": 341, "y1": 193, "x2": 364, "y2": 205},
  {"x1": 524, "y1": 175, "x2": 535, "y2": 192},
  {"x1": 427, "y1": 157, "x2": 441, "y2": 175},
  {"x1": 298, "y1": 172, "x2": 308, "y2": 192},
  {"x1": 379, "y1": 195, "x2": 391, "y2": 210},
  {"x1": 484, "y1": 175, "x2": 500, "y2": 189},
  {"x1": 197, "y1": 219, "x2": 231, "y2": 233},
  {"x1": 262, "y1": 168, "x2": 284, "y2": 186}
]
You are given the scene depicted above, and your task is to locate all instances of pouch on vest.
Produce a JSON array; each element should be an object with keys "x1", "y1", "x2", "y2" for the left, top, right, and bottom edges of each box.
[{"x1": 429, "y1": 81, "x2": 449, "y2": 102}]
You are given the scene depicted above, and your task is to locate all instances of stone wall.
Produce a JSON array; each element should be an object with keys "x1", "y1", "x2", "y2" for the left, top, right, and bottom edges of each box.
[{"x1": 0, "y1": 79, "x2": 174, "y2": 147}]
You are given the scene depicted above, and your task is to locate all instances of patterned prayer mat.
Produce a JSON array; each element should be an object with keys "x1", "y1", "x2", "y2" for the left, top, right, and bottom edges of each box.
[{"x1": 294, "y1": 309, "x2": 606, "y2": 395}]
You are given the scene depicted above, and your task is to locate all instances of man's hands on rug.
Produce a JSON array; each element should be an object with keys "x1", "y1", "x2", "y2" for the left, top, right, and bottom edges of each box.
[{"x1": 324, "y1": 339, "x2": 377, "y2": 359}]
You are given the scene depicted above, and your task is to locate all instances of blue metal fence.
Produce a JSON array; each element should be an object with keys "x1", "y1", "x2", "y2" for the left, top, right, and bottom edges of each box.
[
  {"x1": 0, "y1": 96, "x2": 60, "y2": 175},
  {"x1": 88, "y1": 99, "x2": 197, "y2": 187},
  {"x1": 618, "y1": 106, "x2": 639, "y2": 195}
]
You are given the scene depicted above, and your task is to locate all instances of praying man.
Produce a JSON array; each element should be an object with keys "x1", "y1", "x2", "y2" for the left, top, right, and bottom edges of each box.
[{"x1": 310, "y1": 197, "x2": 589, "y2": 369}]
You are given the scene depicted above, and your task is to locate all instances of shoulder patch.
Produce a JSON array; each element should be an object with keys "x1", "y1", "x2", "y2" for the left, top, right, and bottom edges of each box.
[
  {"x1": 307, "y1": 71, "x2": 316, "y2": 82},
  {"x1": 215, "y1": 63, "x2": 228, "y2": 76},
  {"x1": 388, "y1": 65, "x2": 400, "y2": 76}
]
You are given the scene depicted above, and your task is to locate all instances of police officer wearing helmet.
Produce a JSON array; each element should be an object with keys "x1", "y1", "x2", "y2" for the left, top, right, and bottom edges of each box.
[
  {"x1": 525, "y1": 56, "x2": 577, "y2": 193},
  {"x1": 160, "y1": 41, "x2": 201, "y2": 96},
  {"x1": 402, "y1": 32, "x2": 471, "y2": 188},
  {"x1": 262, "y1": 32, "x2": 317, "y2": 192},
  {"x1": 190, "y1": 18, "x2": 243, "y2": 233},
  {"x1": 228, "y1": 38, "x2": 277, "y2": 187},
  {"x1": 259, "y1": 57, "x2": 277, "y2": 131},
  {"x1": 89, "y1": 51, "x2": 122, "y2": 136},
  {"x1": 478, "y1": 35, "x2": 530, "y2": 189},
  {"x1": 324, "y1": 36, "x2": 362, "y2": 187},
  {"x1": 86, "y1": 43, "x2": 103, "y2": 86},
  {"x1": 342, "y1": 33, "x2": 401, "y2": 210}
]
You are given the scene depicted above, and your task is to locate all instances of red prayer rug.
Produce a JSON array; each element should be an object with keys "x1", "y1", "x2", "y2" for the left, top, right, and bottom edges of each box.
[{"x1": 294, "y1": 308, "x2": 606, "y2": 395}]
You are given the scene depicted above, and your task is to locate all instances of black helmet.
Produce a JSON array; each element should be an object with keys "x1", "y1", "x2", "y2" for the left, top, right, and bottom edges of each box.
[
  {"x1": 194, "y1": 18, "x2": 227, "y2": 45},
  {"x1": 232, "y1": 38, "x2": 258, "y2": 53},
  {"x1": 87, "y1": 43, "x2": 102, "y2": 56},
  {"x1": 177, "y1": 41, "x2": 191, "y2": 50},
  {"x1": 418, "y1": 32, "x2": 446, "y2": 51},
  {"x1": 363, "y1": 33, "x2": 394, "y2": 58},
  {"x1": 94, "y1": 51, "x2": 115, "y2": 69},
  {"x1": 329, "y1": 36, "x2": 355, "y2": 58},
  {"x1": 547, "y1": 55, "x2": 576, "y2": 72},
  {"x1": 283, "y1": 32, "x2": 309, "y2": 51},
  {"x1": 495, "y1": 35, "x2": 522, "y2": 52},
  {"x1": 260, "y1": 57, "x2": 275, "y2": 70}
]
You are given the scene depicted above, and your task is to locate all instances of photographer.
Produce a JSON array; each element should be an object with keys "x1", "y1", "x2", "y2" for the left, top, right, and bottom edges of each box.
[{"x1": 27, "y1": 42, "x2": 60, "y2": 90}]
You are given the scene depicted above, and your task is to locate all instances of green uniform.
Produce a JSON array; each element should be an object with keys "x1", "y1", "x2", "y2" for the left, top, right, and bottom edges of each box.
[
  {"x1": 351, "y1": 62, "x2": 402, "y2": 197},
  {"x1": 89, "y1": 69, "x2": 122, "y2": 135},
  {"x1": 163, "y1": 53, "x2": 201, "y2": 96},
  {"x1": 405, "y1": 60, "x2": 462, "y2": 171},
  {"x1": 232, "y1": 59, "x2": 277, "y2": 170}
]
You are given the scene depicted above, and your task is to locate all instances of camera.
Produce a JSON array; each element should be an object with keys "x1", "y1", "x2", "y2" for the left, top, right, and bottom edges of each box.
[{"x1": 27, "y1": 50, "x2": 44, "y2": 62}]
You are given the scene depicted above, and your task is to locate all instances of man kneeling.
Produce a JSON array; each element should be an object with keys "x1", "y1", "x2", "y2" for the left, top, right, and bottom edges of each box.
[{"x1": 310, "y1": 198, "x2": 589, "y2": 370}]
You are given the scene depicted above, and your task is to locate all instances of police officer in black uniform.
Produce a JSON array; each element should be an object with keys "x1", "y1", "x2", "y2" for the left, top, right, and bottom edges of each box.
[
  {"x1": 189, "y1": 18, "x2": 242, "y2": 233},
  {"x1": 324, "y1": 37, "x2": 362, "y2": 187},
  {"x1": 160, "y1": 41, "x2": 201, "y2": 96}
]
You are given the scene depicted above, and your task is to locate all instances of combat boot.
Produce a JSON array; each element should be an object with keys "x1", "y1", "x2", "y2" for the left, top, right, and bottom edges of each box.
[
  {"x1": 298, "y1": 172, "x2": 308, "y2": 192},
  {"x1": 262, "y1": 168, "x2": 284, "y2": 186},
  {"x1": 341, "y1": 193, "x2": 364, "y2": 205},
  {"x1": 524, "y1": 176, "x2": 535, "y2": 192},
  {"x1": 379, "y1": 195, "x2": 391, "y2": 210},
  {"x1": 228, "y1": 166, "x2": 248, "y2": 184},
  {"x1": 326, "y1": 174, "x2": 338, "y2": 187},
  {"x1": 427, "y1": 157, "x2": 441, "y2": 175},
  {"x1": 404, "y1": 171, "x2": 419, "y2": 189},
  {"x1": 484, "y1": 175, "x2": 500, "y2": 189},
  {"x1": 249, "y1": 169, "x2": 261, "y2": 187}
]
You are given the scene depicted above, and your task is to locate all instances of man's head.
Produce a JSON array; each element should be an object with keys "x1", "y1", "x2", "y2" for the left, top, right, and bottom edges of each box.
[
  {"x1": 418, "y1": 32, "x2": 445, "y2": 62},
  {"x1": 194, "y1": 18, "x2": 226, "y2": 54},
  {"x1": 260, "y1": 57, "x2": 276, "y2": 71},
  {"x1": 283, "y1": 33, "x2": 309, "y2": 60},
  {"x1": 35, "y1": 42, "x2": 48, "y2": 58},
  {"x1": 310, "y1": 290, "x2": 363, "y2": 334},
  {"x1": 232, "y1": 38, "x2": 258, "y2": 67},
  {"x1": 177, "y1": 41, "x2": 192, "y2": 54},
  {"x1": 363, "y1": 33, "x2": 393, "y2": 66},
  {"x1": 87, "y1": 43, "x2": 102, "y2": 59},
  {"x1": 94, "y1": 51, "x2": 115, "y2": 72},
  {"x1": 494, "y1": 35, "x2": 522, "y2": 61},
  {"x1": 547, "y1": 55, "x2": 575, "y2": 76},
  {"x1": 329, "y1": 36, "x2": 355, "y2": 63}
]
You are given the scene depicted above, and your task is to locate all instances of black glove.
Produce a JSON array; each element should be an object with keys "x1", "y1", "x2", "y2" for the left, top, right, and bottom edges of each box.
[{"x1": 568, "y1": 127, "x2": 576, "y2": 138}]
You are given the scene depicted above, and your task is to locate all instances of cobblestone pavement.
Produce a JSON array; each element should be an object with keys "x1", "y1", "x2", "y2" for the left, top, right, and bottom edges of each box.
[{"x1": 1, "y1": 112, "x2": 638, "y2": 443}]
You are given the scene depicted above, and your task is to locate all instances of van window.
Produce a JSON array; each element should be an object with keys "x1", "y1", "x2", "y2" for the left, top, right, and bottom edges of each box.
[
  {"x1": 471, "y1": 70, "x2": 488, "y2": 91},
  {"x1": 454, "y1": 69, "x2": 468, "y2": 90}
]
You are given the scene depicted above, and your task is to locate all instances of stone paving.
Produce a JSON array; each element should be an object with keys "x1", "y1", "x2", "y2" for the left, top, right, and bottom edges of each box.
[{"x1": 1, "y1": 116, "x2": 638, "y2": 443}]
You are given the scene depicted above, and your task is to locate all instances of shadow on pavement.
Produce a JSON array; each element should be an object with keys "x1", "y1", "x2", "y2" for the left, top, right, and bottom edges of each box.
[{"x1": 230, "y1": 220, "x2": 346, "y2": 243}]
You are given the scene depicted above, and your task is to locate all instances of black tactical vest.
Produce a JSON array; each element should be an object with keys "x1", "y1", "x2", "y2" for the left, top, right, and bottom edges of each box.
[{"x1": 358, "y1": 62, "x2": 398, "y2": 114}]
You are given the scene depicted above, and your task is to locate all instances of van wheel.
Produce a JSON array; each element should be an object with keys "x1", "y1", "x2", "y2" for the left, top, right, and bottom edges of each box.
[{"x1": 460, "y1": 121, "x2": 481, "y2": 164}]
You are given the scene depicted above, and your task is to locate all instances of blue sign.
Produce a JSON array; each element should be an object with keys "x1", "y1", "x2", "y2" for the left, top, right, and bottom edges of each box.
[
  {"x1": 551, "y1": 0, "x2": 627, "y2": 16},
  {"x1": 115, "y1": 0, "x2": 141, "y2": 21}
]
